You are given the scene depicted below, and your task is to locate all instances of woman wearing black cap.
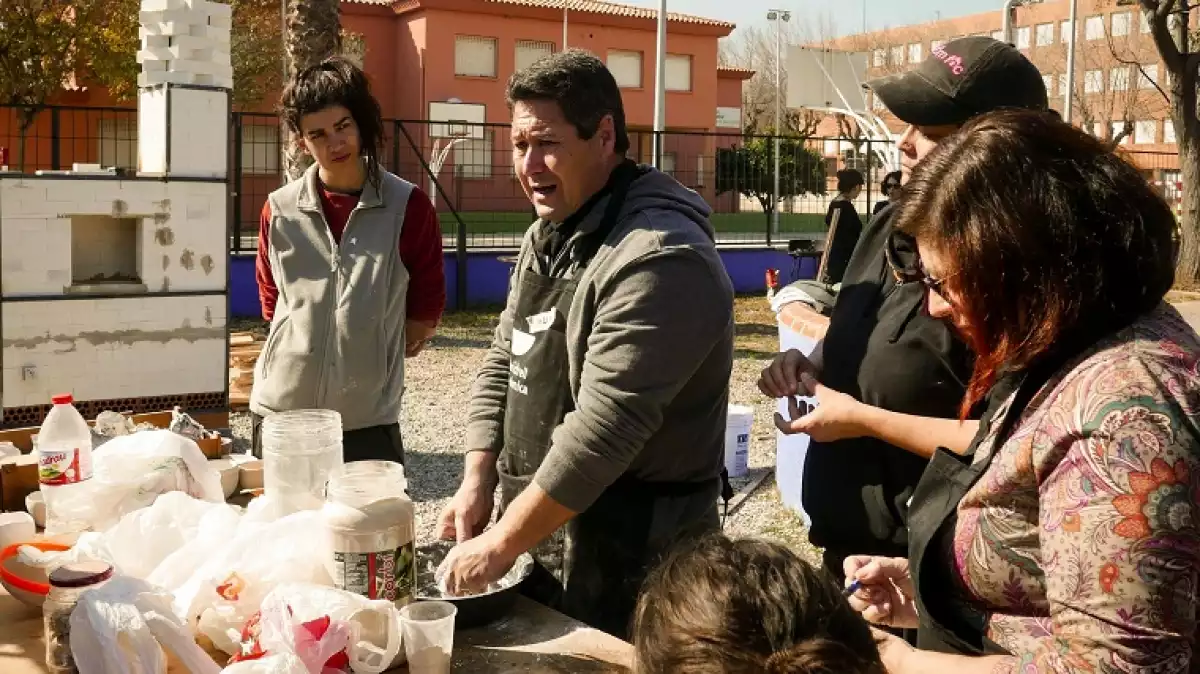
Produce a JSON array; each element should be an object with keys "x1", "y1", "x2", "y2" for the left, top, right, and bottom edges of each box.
[{"x1": 822, "y1": 169, "x2": 866, "y2": 285}]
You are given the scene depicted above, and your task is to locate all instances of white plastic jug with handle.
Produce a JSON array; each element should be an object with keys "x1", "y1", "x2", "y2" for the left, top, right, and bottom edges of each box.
[
  {"x1": 724, "y1": 405, "x2": 754, "y2": 479},
  {"x1": 38, "y1": 393, "x2": 94, "y2": 536}
]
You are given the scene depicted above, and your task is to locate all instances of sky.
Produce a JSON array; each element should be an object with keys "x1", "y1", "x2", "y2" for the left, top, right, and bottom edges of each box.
[{"x1": 620, "y1": 0, "x2": 1005, "y2": 39}]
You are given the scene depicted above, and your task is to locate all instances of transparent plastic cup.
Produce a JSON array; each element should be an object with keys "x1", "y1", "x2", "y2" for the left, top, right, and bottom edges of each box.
[
  {"x1": 400, "y1": 600, "x2": 457, "y2": 674},
  {"x1": 262, "y1": 409, "x2": 343, "y2": 514}
]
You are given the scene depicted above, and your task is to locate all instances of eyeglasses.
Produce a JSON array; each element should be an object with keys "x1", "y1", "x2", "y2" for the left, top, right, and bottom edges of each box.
[
  {"x1": 916, "y1": 258, "x2": 951, "y2": 298},
  {"x1": 885, "y1": 231, "x2": 953, "y2": 299}
]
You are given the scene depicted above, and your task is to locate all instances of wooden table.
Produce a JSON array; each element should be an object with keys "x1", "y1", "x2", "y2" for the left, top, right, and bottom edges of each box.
[{"x1": 0, "y1": 586, "x2": 632, "y2": 673}]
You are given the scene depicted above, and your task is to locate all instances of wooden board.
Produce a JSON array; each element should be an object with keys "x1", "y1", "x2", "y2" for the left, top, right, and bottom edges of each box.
[{"x1": 0, "y1": 589, "x2": 632, "y2": 673}]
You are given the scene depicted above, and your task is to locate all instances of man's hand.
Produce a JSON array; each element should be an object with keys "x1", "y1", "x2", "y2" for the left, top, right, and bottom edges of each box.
[
  {"x1": 405, "y1": 319, "x2": 437, "y2": 357},
  {"x1": 437, "y1": 452, "x2": 499, "y2": 543},
  {"x1": 758, "y1": 349, "x2": 820, "y2": 398},
  {"x1": 844, "y1": 555, "x2": 918, "y2": 629},
  {"x1": 773, "y1": 373, "x2": 866, "y2": 442},
  {"x1": 436, "y1": 528, "x2": 518, "y2": 596}
]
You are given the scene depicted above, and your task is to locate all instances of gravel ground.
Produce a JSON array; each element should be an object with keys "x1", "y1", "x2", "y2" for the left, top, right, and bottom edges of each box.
[{"x1": 229, "y1": 296, "x2": 820, "y2": 567}]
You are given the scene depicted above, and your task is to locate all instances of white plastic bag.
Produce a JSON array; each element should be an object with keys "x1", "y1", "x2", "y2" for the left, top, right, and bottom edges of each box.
[
  {"x1": 221, "y1": 653, "x2": 310, "y2": 674},
  {"x1": 254, "y1": 584, "x2": 403, "y2": 674},
  {"x1": 45, "y1": 430, "x2": 223, "y2": 534},
  {"x1": 70, "y1": 575, "x2": 222, "y2": 674}
]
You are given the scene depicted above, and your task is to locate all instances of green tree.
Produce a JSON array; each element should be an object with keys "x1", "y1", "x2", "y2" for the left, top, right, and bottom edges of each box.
[
  {"x1": 0, "y1": 0, "x2": 101, "y2": 170},
  {"x1": 715, "y1": 134, "x2": 828, "y2": 228}
]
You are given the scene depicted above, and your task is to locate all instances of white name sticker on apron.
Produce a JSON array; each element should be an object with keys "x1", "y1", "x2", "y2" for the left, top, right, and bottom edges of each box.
[
  {"x1": 527, "y1": 307, "x2": 558, "y2": 334},
  {"x1": 511, "y1": 328, "x2": 536, "y2": 356}
]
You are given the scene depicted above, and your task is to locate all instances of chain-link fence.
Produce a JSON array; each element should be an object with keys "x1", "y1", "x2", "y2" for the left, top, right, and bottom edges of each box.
[{"x1": 1, "y1": 104, "x2": 1186, "y2": 255}]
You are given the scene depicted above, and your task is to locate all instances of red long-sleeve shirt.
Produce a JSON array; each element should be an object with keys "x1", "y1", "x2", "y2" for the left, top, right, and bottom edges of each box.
[{"x1": 256, "y1": 185, "x2": 445, "y2": 324}]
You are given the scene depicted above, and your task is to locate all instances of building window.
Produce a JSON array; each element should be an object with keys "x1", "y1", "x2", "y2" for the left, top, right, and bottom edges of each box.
[
  {"x1": 1085, "y1": 16, "x2": 1105, "y2": 40},
  {"x1": 1061, "y1": 19, "x2": 1074, "y2": 43},
  {"x1": 454, "y1": 128, "x2": 493, "y2": 179},
  {"x1": 1016, "y1": 26, "x2": 1031, "y2": 49},
  {"x1": 661, "y1": 152, "x2": 676, "y2": 176},
  {"x1": 1059, "y1": 73, "x2": 1069, "y2": 96},
  {"x1": 241, "y1": 123, "x2": 280, "y2": 174},
  {"x1": 1092, "y1": 122, "x2": 1105, "y2": 137},
  {"x1": 1036, "y1": 23, "x2": 1055, "y2": 46},
  {"x1": 1140, "y1": 63, "x2": 1159, "y2": 89},
  {"x1": 908, "y1": 43, "x2": 922, "y2": 62},
  {"x1": 665, "y1": 54, "x2": 692, "y2": 92},
  {"x1": 514, "y1": 39, "x2": 554, "y2": 72},
  {"x1": 98, "y1": 118, "x2": 137, "y2": 170},
  {"x1": 1141, "y1": 10, "x2": 1152, "y2": 34},
  {"x1": 1110, "y1": 66, "x2": 1130, "y2": 92},
  {"x1": 1111, "y1": 121, "x2": 1130, "y2": 144},
  {"x1": 1134, "y1": 120, "x2": 1157, "y2": 144},
  {"x1": 931, "y1": 39, "x2": 945, "y2": 51},
  {"x1": 607, "y1": 49, "x2": 643, "y2": 88},
  {"x1": 991, "y1": 29, "x2": 1004, "y2": 42},
  {"x1": 1042, "y1": 74, "x2": 1054, "y2": 95},
  {"x1": 872, "y1": 93, "x2": 886, "y2": 112},
  {"x1": 1165, "y1": 120, "x2": 1177, "y2": 143},
  {"x1": 890, "y1": 45, "x2": 904, "y2": 65},
  {"x1": 455, "y1": 35, "x2": 497, "y2": 77},
  {"x1": 1112, "y1": 11, "x2": 1131, "y2": 37},
  {"x1": 1084, "y1": 69, "x2": 1104, "y2": 93},
  {"x1": 873, "y1": 49, "x2": 885, "y2": 67}
]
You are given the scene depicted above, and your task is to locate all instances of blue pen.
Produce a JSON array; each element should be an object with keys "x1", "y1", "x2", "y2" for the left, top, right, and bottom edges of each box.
[{"x1": 843, "y1": 579, "x2": 863, "y2": 597}]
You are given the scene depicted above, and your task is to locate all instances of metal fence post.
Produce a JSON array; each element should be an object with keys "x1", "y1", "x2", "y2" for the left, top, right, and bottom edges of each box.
[
  {"x1": 50, "y1": 108, "x2": 60, "y2": 171},
  {"x1": 231, "y1": 113, "x2": 243, "y2": 254}
]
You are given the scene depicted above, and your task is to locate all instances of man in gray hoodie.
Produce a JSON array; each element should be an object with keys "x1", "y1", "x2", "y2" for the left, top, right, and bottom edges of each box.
[{"x1": 437, "y1": 49, "x2": 735, "y2": 638}]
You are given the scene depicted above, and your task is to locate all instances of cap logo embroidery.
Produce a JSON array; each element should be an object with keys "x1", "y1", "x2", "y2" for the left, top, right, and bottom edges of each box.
[{"x1": 932, "y1": 45, "x2": 966, "y2": 76}]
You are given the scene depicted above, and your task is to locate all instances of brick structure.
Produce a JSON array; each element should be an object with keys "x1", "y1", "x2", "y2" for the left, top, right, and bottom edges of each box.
[{"x1": 777, "y1": 300, "x2": 830, "y2": 341}]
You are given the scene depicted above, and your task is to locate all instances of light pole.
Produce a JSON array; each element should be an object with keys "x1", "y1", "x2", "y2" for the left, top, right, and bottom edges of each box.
[
  {"x1": 767, "y1": 9, "x2": 790, "y2": 241},
  {"x1": 1064, "y1": 0, "x2": 1078, "y2": 123},
  {"x1": 652, "y1": 0, "x2": 668, "y2": 168}
]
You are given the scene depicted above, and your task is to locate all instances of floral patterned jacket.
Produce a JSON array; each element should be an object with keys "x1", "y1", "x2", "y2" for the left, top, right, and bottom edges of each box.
[{"x1": 951, "y1": 303, "x2": 1200, "y2": 673}]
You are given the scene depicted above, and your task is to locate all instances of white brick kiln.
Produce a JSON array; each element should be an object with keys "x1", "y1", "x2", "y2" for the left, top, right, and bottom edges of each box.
[{"x1": 0, "y1": 0, "x2": 232, "y2": 424}]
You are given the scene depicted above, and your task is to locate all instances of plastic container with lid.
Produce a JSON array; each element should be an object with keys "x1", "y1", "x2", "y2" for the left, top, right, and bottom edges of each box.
[
  {"x1": 324, "y1": 461, "x2": 415, "y2": 607},
  {"x1": 262, "y1": 409, "x2": 344, "y2": 515},
  {"x1": 43, "y1": 561, "x2": 113, "y2": 673},
  {"x1": 38, "y1": 394, "x2": 94, "y2": 536}
]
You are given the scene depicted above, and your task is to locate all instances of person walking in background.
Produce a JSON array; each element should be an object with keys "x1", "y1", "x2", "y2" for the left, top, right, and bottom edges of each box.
[
  {"x1": 758, "y1": 37, "x2": 1049, "y2": 585},
  {"x1": 873, "y1": 170, "x2": 902, "y2": 215},
  {"x1": 846, "y1": 109, "x2": 1200, "y2": 674},
  {"x1": 438, "y1": 49, "x2": 734, "y2": 639},
  {"x1": 252, "y1": 57, "x2": 445, "y2": 464},
  {"x1": 821, "y1": 168, "x2": 865, "y2": 285}
]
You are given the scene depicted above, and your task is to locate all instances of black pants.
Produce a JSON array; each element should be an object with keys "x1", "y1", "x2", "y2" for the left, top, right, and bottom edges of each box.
[
  {"x1": 251, "y1": 413, "x2": 405, "y2": 465},
  {"x1": 824, "y1": 547, "x2": 919, "y2": 646}
]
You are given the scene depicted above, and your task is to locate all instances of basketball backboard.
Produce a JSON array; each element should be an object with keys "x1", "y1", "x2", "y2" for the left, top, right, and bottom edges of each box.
[
  {"x1": 785, "y1": 46, "x2": 870, "y2": 114},
  {"x1": 428, "y1": 101, "x2": 486, "y2": 140}
]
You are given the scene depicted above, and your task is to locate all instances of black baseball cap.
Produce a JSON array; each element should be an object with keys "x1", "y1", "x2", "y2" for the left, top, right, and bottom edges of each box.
[{"x1": 867, "y1": 36, "x2": 1048, "y2": 127}]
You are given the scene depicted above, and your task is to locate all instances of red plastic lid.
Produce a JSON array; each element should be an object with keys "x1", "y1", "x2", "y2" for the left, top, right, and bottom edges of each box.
[
  {"x1": 48, "y1": 561, "x2": 113, "y2": 589},
  {"x1": 51, "y1": 394, "x2": 73, "y2": 405}
]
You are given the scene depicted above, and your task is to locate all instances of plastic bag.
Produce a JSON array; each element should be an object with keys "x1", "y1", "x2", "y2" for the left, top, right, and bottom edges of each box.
[
  {"x1": 246, "y1": 584, "x2": 402, "y2": 674},
  {"x1": 70, "y1": 575, "x2": 222, "y2": 674},
  {"x1": 44, "y1": 430, "x2": 223, "y2": 535}
]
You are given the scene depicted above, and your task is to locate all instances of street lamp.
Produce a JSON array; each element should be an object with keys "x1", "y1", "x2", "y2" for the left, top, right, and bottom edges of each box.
[
  {"x1": 652, "y1": 0, "x2": 668, "y2": 168},
  {"x1": 767, "y1": 9, "x2": 790, "y2": 241},
  {"x1": 1063, "y1": 0, "x2": 1079, "y2": 123}
]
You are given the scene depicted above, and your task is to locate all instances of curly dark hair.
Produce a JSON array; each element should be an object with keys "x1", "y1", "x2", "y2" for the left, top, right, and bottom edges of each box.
[
  {"x1": 633, "y1": 533, "x2": 886, "y2": 674},
  {"x1": 505, "y1": 48, "x2": 630, "y2": 154},
  {"x1": 894, "y1": 108, "x2": 1177, "y2": 416},
  {"x1": 278, "y1": 56, "x2": 386, "y2": 188}
]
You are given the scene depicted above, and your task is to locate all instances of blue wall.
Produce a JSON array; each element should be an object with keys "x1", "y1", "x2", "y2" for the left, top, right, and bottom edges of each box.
[{"x1": 231, "y1": 249, "x2": 816, "y2": 318}]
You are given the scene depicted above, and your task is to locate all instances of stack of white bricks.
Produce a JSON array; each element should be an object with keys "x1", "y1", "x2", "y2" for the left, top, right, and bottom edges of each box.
[{"x1": 137, "y1": 0, "x2": 233, "y2": 89}]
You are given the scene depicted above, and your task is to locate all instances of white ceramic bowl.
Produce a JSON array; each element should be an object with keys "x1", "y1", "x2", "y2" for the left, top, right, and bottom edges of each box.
[
  {"x1": 208, "y1": 458, "x2": 240, "y2": 500},
  {"x1": 24, "y1": 492, "x2": 45, "y2": 529}
]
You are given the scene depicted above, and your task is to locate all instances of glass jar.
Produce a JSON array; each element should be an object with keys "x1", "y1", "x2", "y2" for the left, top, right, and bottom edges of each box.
[
  {"x1": 325, "y1": 461, "x2": 416, "y2": 606},
  {"x1": 262, "y1": 409, "x2": 344, "y2": 514},
  {"x1": 44, "y1": 561, "x2": 114, "y2": 674}
]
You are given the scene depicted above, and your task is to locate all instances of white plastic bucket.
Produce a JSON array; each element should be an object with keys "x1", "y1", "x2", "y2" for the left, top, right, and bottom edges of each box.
[{"x1": 724, "y1": 405, "x2": 754, "y2": 479}]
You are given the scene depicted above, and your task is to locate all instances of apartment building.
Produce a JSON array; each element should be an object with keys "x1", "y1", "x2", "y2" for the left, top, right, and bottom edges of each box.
[{"x1": 824, "y1": 0, "x2": 1184, "y2": 186}]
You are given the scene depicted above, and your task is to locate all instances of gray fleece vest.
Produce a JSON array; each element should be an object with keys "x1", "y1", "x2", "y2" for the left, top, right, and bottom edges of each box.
[{"x1": 250, "y1": 163, "x2": 413, "y2": 431}]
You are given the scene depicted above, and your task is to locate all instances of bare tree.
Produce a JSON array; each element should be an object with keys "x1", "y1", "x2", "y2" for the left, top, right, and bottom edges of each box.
[{"x1": 720, "y1": 22, "x2": 823, "y2": 136}]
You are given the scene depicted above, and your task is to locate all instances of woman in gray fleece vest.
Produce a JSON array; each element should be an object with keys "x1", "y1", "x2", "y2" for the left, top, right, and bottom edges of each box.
[
  {"x1": 435, "y1": 50, "x2": 735, "y2": 639},
  {"x1": 250, "y1": 58, "x2": 445, "y2": 463}
]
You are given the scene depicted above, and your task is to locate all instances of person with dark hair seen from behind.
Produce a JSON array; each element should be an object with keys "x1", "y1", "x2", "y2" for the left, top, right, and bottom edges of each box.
[
  {"x1": 821, "y1": 168, "x2": 865, "y2": 285},
  {"x1": 633, "y1": 533, "x2": 886, "y2": 674},
  {"x1": 846, "y1": 108, "x2": 1200, "y2": 673},
  {"x1": 251, "y1": 57, "x2": 445, "y2": 464},
  {"x1": 758, "y1": 37, "x2": 1049, "y2": 589},
  {"x1": 436, "y1": 49, "x2": 734, "y2": 638},
  {"x1": 872, "y1": 170, "x2": 901, "y2": 215}
]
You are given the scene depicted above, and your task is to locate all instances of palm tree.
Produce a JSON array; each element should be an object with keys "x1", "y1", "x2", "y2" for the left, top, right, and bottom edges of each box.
[{"x1": 282, "y1": 0, "x2": 341, "y2": 181}]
